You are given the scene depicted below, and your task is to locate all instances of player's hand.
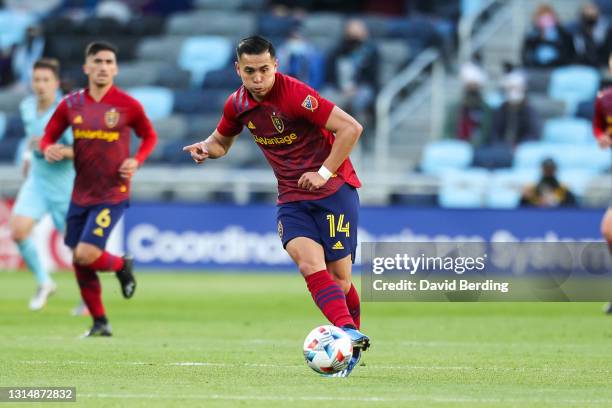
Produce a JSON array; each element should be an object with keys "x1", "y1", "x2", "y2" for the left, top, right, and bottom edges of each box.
[
  {"x1": 43, "y1": 144, "x2": 65, "y2": 162},
  {"x1": 298, "y1": 172, "x2": 327, "y2": 191},
  {"x1": 598, "y1": 134, "x2": 612, "y2": 149},
  {"x1": 119, "y1": 158, "x2": 139, "y2": 179},
  {"x1": 182, "y1": 141, "x2": 209, "y2": 164}
]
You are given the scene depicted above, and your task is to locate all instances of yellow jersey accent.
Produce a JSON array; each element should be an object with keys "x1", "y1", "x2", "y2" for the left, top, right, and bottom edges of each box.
[
  {"x1": 248, "y1": 121, "x2": 256, "y2": 129},
  {"x1": 93, "y1": 227, "x2": 104, "y2": 237},
  {"x1": 120, "y1": 185, "x2": 127, "y2": 193},
  {"x1": 332, "y1": 241, "x2": 344, "y2": 250},
  {"x1": 73, "y1": 115, "x2": 83, "y2": 124}
]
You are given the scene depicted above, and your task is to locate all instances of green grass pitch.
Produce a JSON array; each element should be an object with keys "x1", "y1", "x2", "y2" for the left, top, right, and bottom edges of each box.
[{"x1": 1, "y1": 270, "x2": 612, "y2": 407}]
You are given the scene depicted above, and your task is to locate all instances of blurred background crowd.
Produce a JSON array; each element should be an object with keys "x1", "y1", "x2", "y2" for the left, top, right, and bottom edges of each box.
[{"x1": 0, "y1": 0, "x2": 609, "y2": 209}]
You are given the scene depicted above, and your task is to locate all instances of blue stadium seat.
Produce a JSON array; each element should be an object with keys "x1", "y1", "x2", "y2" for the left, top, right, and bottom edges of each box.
[
  {"x1": 127, "y1": 86, "x2": 174, "y2": 121},
  {"x1": 178, "y1": 36, "x2": 232, "y2": 87},
  {"x1": 421, "y1": 140, "x2": 474, "y2": 175},
  {"x1": 575, "y1": 99, "x2": 595, "y2": 121},
  {"x1": 553, "y1": 145, "x2": 611, "y2": 172},
  {"x1": 542, "y1": 118, "x2": 593, "y2": 144},
  {"x1": 257, "y1": 13, "x2": 298, "y2": 38},
  {"x1": 202, "y1": 67, "x2": 242, "y2": 90},
  {"x1": 0, "y1": 112, "x2": 6, "y2": 140},
  {"x1": 485, "y1": 169, "x2": 539, "y2": 208},
  {"x1": 558, "y1": 169, "x2": 599, "y2": 197},
  {"x1": 461, "y1": 0, "x2": 486, "y2": 16},
  {"x1": 173, "y1": 90, "x2": 228, "y2": 114},
  {"x1": 0, "y1": 10, "x2": 35, "y2": 49},
  {"x1": 438, "y1": 169, "x2": 489, "y2": 208},
  {"x1": 513, "y1": 142, "x2": 558, "y2": 169},
  {"x1": 548, "y1": 65, "x2": 600, "y2": 114},
  {"x1": 472, "y1": 144, "x2": 514, "y2": 169}
]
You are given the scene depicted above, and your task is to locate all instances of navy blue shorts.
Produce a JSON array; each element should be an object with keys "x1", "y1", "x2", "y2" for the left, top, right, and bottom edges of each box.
[
  {"x1": 277, "y1": 183, "x2": 359, "y2": 263},
  {"x1": 64, "y1": 201, "x2": 127, "y2": 249}
]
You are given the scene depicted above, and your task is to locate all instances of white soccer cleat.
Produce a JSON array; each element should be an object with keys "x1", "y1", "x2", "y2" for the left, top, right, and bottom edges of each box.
[{"x1": 29, "y1": 282, "x2": 57, "y2": 311}]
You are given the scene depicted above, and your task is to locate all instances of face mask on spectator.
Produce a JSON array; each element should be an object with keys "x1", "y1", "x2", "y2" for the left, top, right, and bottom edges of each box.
[{"x1": 582, "y1": 14, "x2": 598, "y2": 28}]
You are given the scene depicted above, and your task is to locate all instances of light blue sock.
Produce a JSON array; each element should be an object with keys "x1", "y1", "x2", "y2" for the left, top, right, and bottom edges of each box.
[{"x1": 17, "y1": 238, "x2": 51, "y2": 285}]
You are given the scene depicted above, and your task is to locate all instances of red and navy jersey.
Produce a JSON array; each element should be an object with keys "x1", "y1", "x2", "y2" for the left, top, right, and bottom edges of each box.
[
  {"x1": 217, "y1": 72, "x2": 361, "y2": 204},
  {"x1": 40, "y1": 86, "x2": 157, "y2": 206},
  {"x1": 593, "y1": 87, "x2": 612, "y2": 140}
]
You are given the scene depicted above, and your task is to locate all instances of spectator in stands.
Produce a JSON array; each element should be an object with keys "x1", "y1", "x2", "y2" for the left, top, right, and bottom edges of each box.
[
  {"x1": 522, "y1": 4, "x2": 575, "y2": 67},
  {"x1": 570, "y1": 2, "x2": 612, "y2": 67},
  {"x1": 520, "y1": 158, "x2": 576, "y2": 207},
  {"x1": 11, "y1": 25, "x2": 45, "y2": 90},
  {"x1": 489, "y1": 69, "x2": 540, "y2": 146},
  {"x1": 444, "y1": 61, "x2": 492, "y2": 145},
  {"x1": 277, "y1": 29, "x2": 325, "y2": 90}
]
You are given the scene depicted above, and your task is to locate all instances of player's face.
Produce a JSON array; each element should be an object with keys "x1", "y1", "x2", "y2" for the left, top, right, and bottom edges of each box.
[
  {"x1": 236, "y1": 52, "x2": 277, "y2": 101},
  {"x1": 31, "y1": 68, "x2": 59, "y2": 101},
  {"x1": 84, "y1": 50, "x2": 118, "y2": 87}
]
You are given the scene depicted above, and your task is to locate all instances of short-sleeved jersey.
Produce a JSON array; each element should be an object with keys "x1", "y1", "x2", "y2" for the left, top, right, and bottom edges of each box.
[
  {"x1": 41, "y1": 86, "x2": 156, "y2": 206},
  {"x1": 593, "y1": 87, "x2": 612, "y2": 140},
  {"x1": 217, "y1": 72, "x2": 361, "y2": 204},
  {"x1": 19, "y1": 94, "x2": 75, "y2": 198}
]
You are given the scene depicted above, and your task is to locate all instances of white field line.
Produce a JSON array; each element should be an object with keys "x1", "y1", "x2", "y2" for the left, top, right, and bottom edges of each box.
[
  {"x1": 18, "y1": 360, "x2": 612, "y2": 373},
  {"x1": 77, "y1": 392, "x2": 612, "y2": 405}
]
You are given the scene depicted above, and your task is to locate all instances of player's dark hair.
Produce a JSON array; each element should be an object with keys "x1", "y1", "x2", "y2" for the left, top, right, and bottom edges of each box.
[
  {"x1": 236, "y1": 35, "x2": 276, "y2": 59},
  {"x1": 85, "y1": 41, "x2": 118, "y2": 59},
  {"x1": 33, "y1": 58, "x2": 60, "y2": 79}
]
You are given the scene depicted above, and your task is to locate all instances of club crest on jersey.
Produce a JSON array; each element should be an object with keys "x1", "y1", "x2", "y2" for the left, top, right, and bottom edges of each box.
[
  {"x1": 271, "y1": 114, "x2": 284, "y2": 133},
  {"x1": 104, "y1": 108, "x2": 120, "y2": 128},
  {"x1": 301, "y1": 95, "x2": 318, "y2": 112}
]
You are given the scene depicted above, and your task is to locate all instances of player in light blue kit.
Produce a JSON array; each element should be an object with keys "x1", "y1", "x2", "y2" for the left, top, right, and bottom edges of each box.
[{"x1": 9, "y1": 59, "x2": 75, "y2": 311}]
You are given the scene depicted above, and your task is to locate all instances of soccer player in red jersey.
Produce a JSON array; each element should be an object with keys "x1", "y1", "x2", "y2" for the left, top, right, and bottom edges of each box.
[
  {"x1": 592, "y1": 54, "x2": 612, "y2": 314},
  {"x1": 183, "y1": 36, "x2": 368, "y2": 376},
  {"x1": 40, "y1": 42, "x2": 157, "y2": 336}
]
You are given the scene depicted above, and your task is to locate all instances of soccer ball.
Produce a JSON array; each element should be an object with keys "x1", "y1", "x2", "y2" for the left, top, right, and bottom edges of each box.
[{"x1": 303, "y1": 325, "x2": 353, "y2": 375}]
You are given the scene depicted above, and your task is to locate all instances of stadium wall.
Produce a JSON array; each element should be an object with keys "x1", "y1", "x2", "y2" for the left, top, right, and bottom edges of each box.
[{"x1": 0, "y1": 200, "x2": 605, "y2": 271}]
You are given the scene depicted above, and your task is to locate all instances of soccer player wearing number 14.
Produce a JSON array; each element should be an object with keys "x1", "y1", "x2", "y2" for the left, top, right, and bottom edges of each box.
[
  {"x1": 40, "y1": 41, "x2": 157, "y2": 337},
  {"x1": 183, "y1": 36, "x2": 369, "y2": 377}
]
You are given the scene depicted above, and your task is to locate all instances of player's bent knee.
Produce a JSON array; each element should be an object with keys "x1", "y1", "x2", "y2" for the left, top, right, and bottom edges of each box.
[
  {"x1": 331, "y1": 275, "x2": 352, "y2": 293},
  {"x1": 297, "y1": 261, "x2": 324, "y2": 277},
  {"x1": 73, "y1": 244, "x2": 101, "y2": 266}
]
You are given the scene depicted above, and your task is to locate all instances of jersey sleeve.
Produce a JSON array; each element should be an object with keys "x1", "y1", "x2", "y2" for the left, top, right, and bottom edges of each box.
[
  {"x1": 285, "y1": 80, "x2": 335, "y2": 128},
  {"x1": 39, "y1": 98, "x2": 70, "y2": 151},
  {"x1": 593, "y1": 94, "x2": 605, "y2": 140},
  {"x1": 130, "y1": 99, "x2": 158, "y2": 164},
  {"x1": 216, "y1": 94, "x2": 244, "y2": 137}
]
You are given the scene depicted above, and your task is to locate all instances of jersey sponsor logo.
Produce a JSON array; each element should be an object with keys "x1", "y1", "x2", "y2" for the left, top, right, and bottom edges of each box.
[
  {"x1": 301, "y1": 95, "x2": 319, "y2": 112},
  {"x1": 332, "y1": 241, "x2": 344, "y2": 250},
  {"x1": 104, "y1": 108, "x2": 120, "y2": 128},
  {"x1": 247, "y1": 121, "x2": 256, "y2": 129},
  {"x1": 277, "y1": 220, "x2": 283, "y2": 240},
  {"x1": 252, "y1": 132, "x2": 298, "y2": 146},
  {"x1": 271, "y1": 114, "x2": 284, "y2": 133},
  {"x1": 74, "y1": 129, "x2": 120, "y2": 142},
  {"x1": 73, "y1": 115, "x2": 83, "y2": 124}
]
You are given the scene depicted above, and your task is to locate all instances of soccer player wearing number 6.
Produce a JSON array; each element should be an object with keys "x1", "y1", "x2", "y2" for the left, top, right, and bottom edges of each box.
[
  {"x1": 592, "y1": 53, "x2": 612, "y2": 314},
  {"x1": 40, "y1": 42, "x2": 157, "y2": 336},
  {"x1": 183, "y1": 36, "x2": 368, "y2": 377}
]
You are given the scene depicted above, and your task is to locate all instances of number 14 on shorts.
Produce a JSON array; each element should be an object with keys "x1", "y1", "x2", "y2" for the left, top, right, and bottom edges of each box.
[{"x1": 326, "y1": 214, "x2": 350, "y2": 238}]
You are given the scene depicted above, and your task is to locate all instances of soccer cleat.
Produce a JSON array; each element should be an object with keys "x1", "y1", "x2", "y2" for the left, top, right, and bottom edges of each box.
[
  {"x1": 29, "y1": 281, "x2": 57, "y2": 311},
  {"x1": 116, "y1": 255, "x2": 136, "y2": 299},
  {"x1": 341, "y1": 326, "x2": 371, "y2": 351},
  {"x1": 604, "y1": 302, "x2": 612, "y2": 314},
  {"x1": 80, "y1": 322, "x2": 112, "y2": 338},
  {"x1": 328, "y1": 348, "x2": 362, "y2": 378}
]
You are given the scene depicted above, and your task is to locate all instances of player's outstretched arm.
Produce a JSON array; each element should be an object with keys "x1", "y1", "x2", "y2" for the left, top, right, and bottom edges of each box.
[
  {"x1": 183, "y1": 129, "x2": 236, "y2": 164},
  {"x1": 298, "y1": 106, "x2": 362, "y2": 191}
]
